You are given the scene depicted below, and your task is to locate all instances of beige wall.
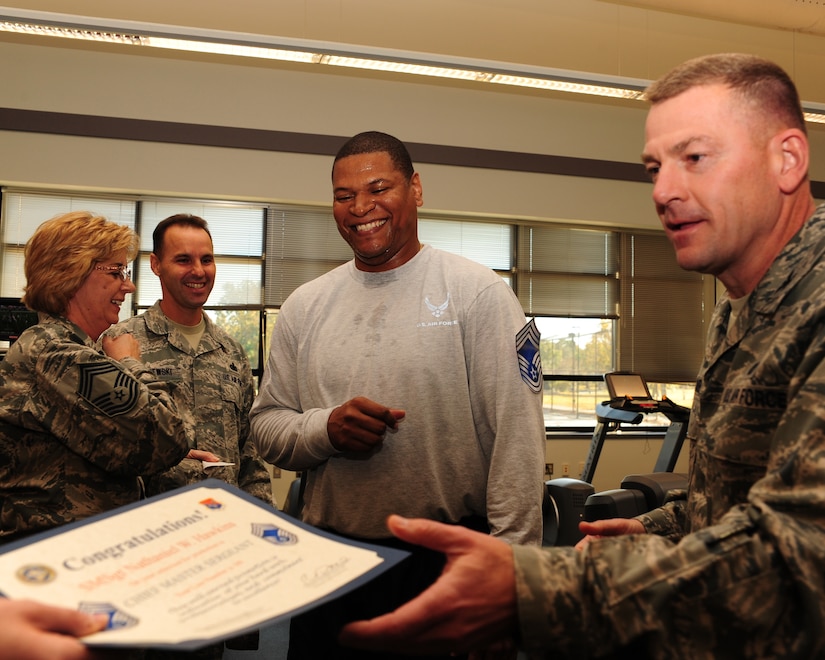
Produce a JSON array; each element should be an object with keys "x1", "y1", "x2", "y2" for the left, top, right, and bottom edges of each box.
[
  {"x1": 544, "y1": 436, "x2": 690, "y2": 494},
  {"x1": 7, "y1": 0, "x2": 825, "y2": 105},
  {"x1": 3, "y1": 32, "x2": 825, "y2": 226},
  {"x1": 1, "y1": 39, "x2": 661, "y2": 229}
]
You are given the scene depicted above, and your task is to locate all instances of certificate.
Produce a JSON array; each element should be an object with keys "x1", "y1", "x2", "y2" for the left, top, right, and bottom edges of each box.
[{"x1": 0, "y1": 479, "x2": 408, "y2": 650}]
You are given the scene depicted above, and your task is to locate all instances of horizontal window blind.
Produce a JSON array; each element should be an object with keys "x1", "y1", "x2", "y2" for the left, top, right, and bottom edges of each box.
[
  {"x1": 618, "y1": 232, "x2": 706, "y2": 382},
  {"x1": 517, "y1": 225, "x2": 618, "y2": 317},
  {"x1": 0, "y1": 190, "x2": 136, "y2": 300},
  {"x1": 419, "y1": 217, "x2": 512, "y2": 271},
  {"x1": 264, "y1": 205, "x2": 352, "y2": 307},
  {"x1": 1, "y1": 188, "x2": 711, "y2": 385}
]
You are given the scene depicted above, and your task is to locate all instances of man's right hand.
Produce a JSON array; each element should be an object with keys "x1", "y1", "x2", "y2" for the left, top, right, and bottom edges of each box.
[{"x1": 327, "y1": 396, "x2": 405, "y2": 452}]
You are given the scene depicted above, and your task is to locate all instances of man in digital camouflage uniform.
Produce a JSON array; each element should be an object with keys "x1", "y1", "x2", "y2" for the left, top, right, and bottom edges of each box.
[
  {"x1": 336, "y1": 53, "x2": 825, "y2": 658},
  {"x1": 109, "y1": 213, "x2": 273, "y2": 659}
]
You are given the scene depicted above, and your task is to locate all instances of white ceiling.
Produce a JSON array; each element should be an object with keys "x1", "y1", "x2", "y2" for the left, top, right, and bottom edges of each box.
[
  {"x1": 3, "y1": 0, "x2": 825, "y2": 104},
  {"x1": 603, "y1": 0, "x2": 825, "y2": 35}
]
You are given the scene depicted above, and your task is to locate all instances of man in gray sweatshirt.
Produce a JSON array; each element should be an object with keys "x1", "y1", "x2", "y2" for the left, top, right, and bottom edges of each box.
[{"x1": 250, "y1": 130, "x2": 546, "y2": 659}]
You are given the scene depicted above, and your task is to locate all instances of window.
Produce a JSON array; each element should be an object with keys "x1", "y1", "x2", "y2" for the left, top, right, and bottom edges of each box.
[
  {"x1": 1, "y1": 188, "x2": 709, "y2": 430},
  {"x1": 618, "y1": 232, "x2": 708, "y2": 381},
  {"x1": 264, "y1": 205, "x2": 351, "y2": 307},
  {"x1": 520, "y1": 226, "x2": 704, "y2": 429},
  {"x1": 134, "y1": 200, "x2": 266, "y2": 372},
  {"x1": 1, "y1": 191, "x2": 137, "y2": 321},
  {"x1": 419, "y1": 216, "x2": 512, "y2": 276},
  {"x1": 517, "y1": 224, "x2": 618, "y2": 318}
]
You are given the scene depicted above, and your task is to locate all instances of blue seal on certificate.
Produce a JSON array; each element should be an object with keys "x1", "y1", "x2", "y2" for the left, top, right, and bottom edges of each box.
[
  {"x1": 251, "y1": 523, "x2": 298, "y2": 545},
  {"x1": 79, "y1": 601, "x2": 139, "y2": 629}
]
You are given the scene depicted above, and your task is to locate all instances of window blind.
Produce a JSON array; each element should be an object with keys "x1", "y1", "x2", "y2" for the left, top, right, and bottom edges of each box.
[
  {"x1": 0, "y1": 190, "x2": 136, "y2": 299},
  {"x1": 618, "y1": 232, "x2": 706, "y2": 382},
  {"x1": 517, "y1": 224, "x2": 619, "y2": 318},
  {"x1": 264, "y1": 205, "x2": 353, "y2": 307},
  {"x1": 1, "y1": 188, "x2": 711, "y2": 385}
]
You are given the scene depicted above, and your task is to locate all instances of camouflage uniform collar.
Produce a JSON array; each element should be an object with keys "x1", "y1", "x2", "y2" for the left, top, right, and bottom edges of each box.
[
  {"x1": 707, "y1": 204, "x2": 825, "y2": 351},
  {"x1": 143, "y1": 300, "x2": 223, "y2": 355},
  {"x1": 749, "y1": 203, "x2": 825, "y2": 316},
  {"x1": 42, "y1": 313, "x2": 95, "y2": 347}
]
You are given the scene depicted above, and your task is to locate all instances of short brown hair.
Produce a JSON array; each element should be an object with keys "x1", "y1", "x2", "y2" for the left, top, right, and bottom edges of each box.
[
  {"x1": 645, "y1": 53, "x2": 806, "y2": 134},
  {"x1": 152, "y1": 213, "x2": 211, "y2": 257},
  {"x1": 23, "y1": 211, "x2": 139, "y2": 316}
]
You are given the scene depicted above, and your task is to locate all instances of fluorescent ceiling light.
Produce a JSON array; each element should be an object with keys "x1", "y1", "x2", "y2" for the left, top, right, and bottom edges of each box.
[{"x1": 1, "y1": 6, "x2": 824, "y2": 122}]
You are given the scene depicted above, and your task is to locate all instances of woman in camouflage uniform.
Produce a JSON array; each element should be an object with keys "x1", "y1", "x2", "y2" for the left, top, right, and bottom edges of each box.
[{"x1": 0, "y1": 211, "x2": 194, "y2": 544}]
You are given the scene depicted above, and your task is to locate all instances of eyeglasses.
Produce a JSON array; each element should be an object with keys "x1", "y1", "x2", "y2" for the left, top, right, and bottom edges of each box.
[{"x1": 94, "y1": 264, "x2": 132, "y2": 281}]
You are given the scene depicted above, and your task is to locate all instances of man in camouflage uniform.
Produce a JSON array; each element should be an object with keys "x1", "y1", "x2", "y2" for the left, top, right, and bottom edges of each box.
[
  {"x1": 337, "y1": 54, "x2": 825, "y2": 658},
  {"x1": 109, "y1": 213, "x2": 273, "y2": 659}
]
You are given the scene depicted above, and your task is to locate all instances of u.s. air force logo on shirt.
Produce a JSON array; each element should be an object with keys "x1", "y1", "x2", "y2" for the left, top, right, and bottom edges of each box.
[
  {"x1": 425, "y1": 293, "x2": 450, "y2": 318},
  {"x1": 77, "y1": 362, "x2": 140, "y2": 416},
  {"x1": 516, "y1": 318, "x2": 543, "y2": 393}
]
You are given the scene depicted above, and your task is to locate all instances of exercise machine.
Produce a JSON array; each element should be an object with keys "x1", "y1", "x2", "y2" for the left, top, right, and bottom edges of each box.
[{"x1": 543, "y1": 372, "x2": 690, "y2": 546}]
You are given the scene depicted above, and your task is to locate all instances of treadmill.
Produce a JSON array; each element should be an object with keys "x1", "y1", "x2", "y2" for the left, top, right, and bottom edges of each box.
[{"x1": 543, "y1": 372, "x2": 690, "y2": 546}]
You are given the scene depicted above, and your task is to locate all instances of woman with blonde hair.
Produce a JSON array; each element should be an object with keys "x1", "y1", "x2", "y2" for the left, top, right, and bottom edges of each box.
[{"x1": 0, "y1": 211, "x2": 194, "y2": 543}]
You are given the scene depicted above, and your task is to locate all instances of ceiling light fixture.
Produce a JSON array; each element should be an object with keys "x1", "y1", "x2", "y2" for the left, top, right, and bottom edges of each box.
[{"x1": 1, "y1": 6, "x2": 824, "y2": 123}]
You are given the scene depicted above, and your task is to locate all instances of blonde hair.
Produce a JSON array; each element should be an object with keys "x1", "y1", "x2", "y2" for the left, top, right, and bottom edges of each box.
[
  {"x1": 23, "y1": 211, "x2": 139, "y2": 316},
  {"x1": 645, "y1": 53, "x2": 806, "y2": 135}
]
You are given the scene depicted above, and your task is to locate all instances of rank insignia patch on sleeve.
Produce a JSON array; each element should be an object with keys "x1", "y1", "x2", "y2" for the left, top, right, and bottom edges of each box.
[
  {"x1": 77, "y1": 362, "x2": 140, "y2": 416},
  {"x1": 516, "y1": 318, "x2": 543, "y2": 393}
]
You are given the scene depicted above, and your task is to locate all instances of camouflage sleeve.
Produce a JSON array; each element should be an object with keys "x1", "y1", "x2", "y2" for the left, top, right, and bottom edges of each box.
[
  {"x1": 514, "y1": 509, "x2": 810, "y2": 657},
  {"x1": 34, "y1": 333, "x2": 192, "y2": 476},
  {"x1": 636, "y1": 493, "x2": 689, "y2": 543}
]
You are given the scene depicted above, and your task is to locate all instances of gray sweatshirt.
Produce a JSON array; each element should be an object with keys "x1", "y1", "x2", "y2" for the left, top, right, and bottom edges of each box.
[{"x1": 250, "y1": 245, "x2": 545, "y2": 544}]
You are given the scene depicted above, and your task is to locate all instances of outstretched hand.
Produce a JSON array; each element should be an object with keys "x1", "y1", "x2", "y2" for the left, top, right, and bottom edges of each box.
[
  {"x1": 0, "y1": 599, "x2": 110, "y2": 660},
  {"x1": 339, "y1": 515, "x2": 519, "y2": 656},
  {"x1": 575, "y1": 517, "x2": 646, "y2": 550}
]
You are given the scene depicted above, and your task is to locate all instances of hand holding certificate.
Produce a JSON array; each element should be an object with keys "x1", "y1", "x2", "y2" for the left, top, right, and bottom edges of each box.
[{"x1": 0, "y1": 480, "x2": 408, "y2": 651}]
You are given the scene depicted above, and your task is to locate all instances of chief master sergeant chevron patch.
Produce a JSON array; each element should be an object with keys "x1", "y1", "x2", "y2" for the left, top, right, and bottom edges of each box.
[
  {"x1": 516, "y1": 318, "x2": 543, "y2": 393},
  {"x1": 77, "y1": 362, "x2": 141, "y2": 416}
]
